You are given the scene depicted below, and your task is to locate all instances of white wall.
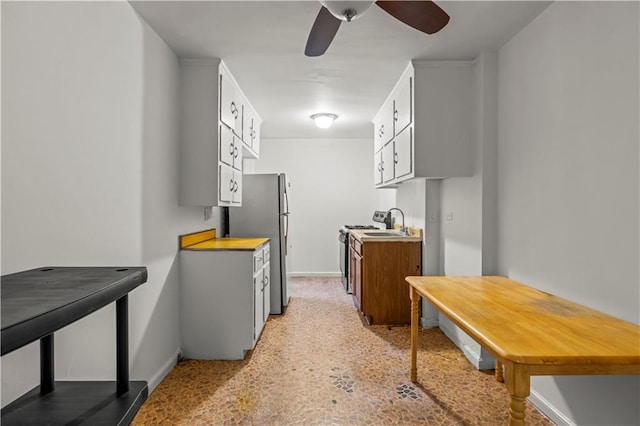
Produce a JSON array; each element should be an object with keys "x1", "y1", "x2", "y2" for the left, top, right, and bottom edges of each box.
[
  {"x1": 437, "y1": 52, "x2": 499, "y2": 370},
  {"x1": 246, "y1": 138, "x2": 379, "y2": 275},
  {"x1": 498, "y1": 2, "x2": 639, "y2": 425},
  {"x1": 1, "y1": 2, "x2": 218, "y2": 406}
]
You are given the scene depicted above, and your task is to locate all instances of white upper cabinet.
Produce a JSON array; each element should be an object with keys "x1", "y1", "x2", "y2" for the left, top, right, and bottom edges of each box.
[
  {"x1": 382, "y1": 142, "x2": 395, "y2": 183},
  {"x1": 241, "y1": 100, "x2": 262, "y2": 159},
  {"x1": 373, "y1": 100, "x2": 394, "y2": 153},
  {"x1": 219, "y1": 67, "x2": 241, "y2": 135},
  {"x1": 179, "y1": 59, "x2": 261, "y2": 207},
  {"x1": 372, "y1": 61, "x2": 474, "y2": 188},
  {"x1": 219, "y1": 125, "x2": 242, "y2": 171},
  {"x1": 394, "y1": 73, "x2": 412, "y2": 136},
  {"x1": 394, "y1": 127, "x2": 413, "y2": 180}
]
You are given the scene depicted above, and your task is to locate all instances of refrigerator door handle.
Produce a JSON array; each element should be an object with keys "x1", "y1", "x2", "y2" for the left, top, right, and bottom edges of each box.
[{"x1": 283, "y1": 214, "x2": 289, "y2": 256}]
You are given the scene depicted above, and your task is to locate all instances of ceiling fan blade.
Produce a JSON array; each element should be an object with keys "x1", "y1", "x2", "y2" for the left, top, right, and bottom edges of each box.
[
  {"x1": 305, "y1": 6, "x2": 342, "y2": 57},
  {"x1": 376, "y1": 1, "x2": 450, "y2": 35}
]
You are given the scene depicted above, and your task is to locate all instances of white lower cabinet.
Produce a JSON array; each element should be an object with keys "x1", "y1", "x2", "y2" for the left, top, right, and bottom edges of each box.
[{"x1": 180, "y1": 242, "x2": 270, "y2": 360}]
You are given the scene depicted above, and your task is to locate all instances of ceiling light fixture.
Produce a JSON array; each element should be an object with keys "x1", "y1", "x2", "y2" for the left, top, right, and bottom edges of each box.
[
  {"x1": 311, "y1": 113, "x2": 338, "y2": 129},
  {"x1": 320, "y1": 1, "x2": 375, "y2": 22}
]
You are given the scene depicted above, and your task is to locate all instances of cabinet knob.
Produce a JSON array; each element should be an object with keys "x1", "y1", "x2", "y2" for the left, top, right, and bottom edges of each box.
[{"x1": 230, "y1": 101, "x2": 239, "y2": 119}]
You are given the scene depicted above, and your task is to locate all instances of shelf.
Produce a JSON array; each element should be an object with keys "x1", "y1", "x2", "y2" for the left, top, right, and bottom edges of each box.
[
  {"x1": 1, "y1": 266, "x2": 148, "y2": 425},
  {"x1": 1, "y1": 381, "x2": 148, "y2": 425}
]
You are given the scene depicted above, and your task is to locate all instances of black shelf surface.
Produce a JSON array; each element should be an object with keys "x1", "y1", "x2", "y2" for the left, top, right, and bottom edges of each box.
[
  {"x1": 1, "y1": 266, "x2": 149, "y2": 425},
  {"x1": 1, "y1": 266, "x2": 148, "y2": 355},
  {"x1": 1, "y1": 381, "x2": 148, "y2": 425}
]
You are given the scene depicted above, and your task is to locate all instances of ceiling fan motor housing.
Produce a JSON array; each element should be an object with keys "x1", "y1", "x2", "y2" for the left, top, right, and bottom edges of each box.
[{"x1": 320, "y1": 1, "x2": 375, "y2": 22}]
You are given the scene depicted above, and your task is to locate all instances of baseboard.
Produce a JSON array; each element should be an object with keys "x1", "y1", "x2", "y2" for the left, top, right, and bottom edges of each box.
[
  {"x1": 290, "y1": 272, "x2": 341, "y2": 277},
  {"x1": 529, "y1": 388, "x2": 575, "y2": 426},
  {"x1": 420, "y1": 316, "x2": 439, "y2": 328},
  {"x1": 146, "y1": 350, "x2": 179, "y2": 394},
  {"x1": 438, "y1": 318, "x2": 495, "y2": 370}
]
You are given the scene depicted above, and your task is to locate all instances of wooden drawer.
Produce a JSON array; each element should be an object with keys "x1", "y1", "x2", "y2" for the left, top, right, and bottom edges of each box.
[{"x1": 352, "y1": 238, "x2": 362, "y2": 256}]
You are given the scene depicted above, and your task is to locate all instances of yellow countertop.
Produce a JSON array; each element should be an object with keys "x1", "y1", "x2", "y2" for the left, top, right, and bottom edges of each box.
[
  {"x1": 179, "y1": 229, "x2": 269, "y2": 251},
  {"x1": 183, "y1": 237, "x2": 270, "y2": 251}
]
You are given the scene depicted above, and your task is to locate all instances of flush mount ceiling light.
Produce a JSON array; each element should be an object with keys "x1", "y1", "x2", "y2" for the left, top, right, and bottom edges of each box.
[{"x1": 311, "y1": 113, "x2": 338, "y2": 129}]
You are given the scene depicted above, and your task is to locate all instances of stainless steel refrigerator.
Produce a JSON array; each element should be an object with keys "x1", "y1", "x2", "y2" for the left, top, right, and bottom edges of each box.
[{"x1": 228, "y1": 173, "x2": 291, "y2": 314}]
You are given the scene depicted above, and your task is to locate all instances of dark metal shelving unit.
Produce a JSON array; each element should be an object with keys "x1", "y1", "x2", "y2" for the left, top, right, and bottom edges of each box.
[{"x1": 1, "y1": 266, "x2": 148, "y2": 425}]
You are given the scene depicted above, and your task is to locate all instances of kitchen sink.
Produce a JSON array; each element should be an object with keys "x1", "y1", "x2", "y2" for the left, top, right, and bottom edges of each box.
[{"x1": 363, "y1": 232, "x2": 406, "y2": 237}]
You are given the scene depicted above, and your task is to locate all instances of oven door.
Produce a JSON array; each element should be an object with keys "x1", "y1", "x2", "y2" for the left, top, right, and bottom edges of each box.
[{"x1": 338, "y1": 232, "x2": 349, "y2": 292}]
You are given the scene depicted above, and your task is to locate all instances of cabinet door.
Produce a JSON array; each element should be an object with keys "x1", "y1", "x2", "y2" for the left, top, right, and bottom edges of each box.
[
  {"x1": 251, "y1": 120, "x2": 260, "y2": 156},
  {"x1": 219, "y1": 125, "x2": 240, "y2": 169},
  {"x1": 254, "y1": 273, "x2": 264, "y2": 342},
  {"x1": 394, "y1": 73, "x2": 413, "y2": 136},
  {"x1": 219, "y1": 164, "x2": 240, "y2": 204},
  {"x1": 220, "y1": 71, "x2": 241, "y2": 135},
  {"x1": 354, "y1": 251, "x2": 362, "y2": 311},
  {"x1": 372, "y1": 115, "x2": 384, "y2": 153},
  {"x1": 233, "y1": 173, "x2": 242, "y2": 204},
  {"x1": 382, "y1": 142, "x2": 395, "y2": 183},
  {"x1": 374, "y1": 151, "x2": 383, "y2": 185},
  {"x1": 262, "y1": 262, "x2": 271, "y2": 321},
  {"x1": 394, "y1": 127, "x2": 413, "y2": 180},
  {"x1": 380, "y1": 101, "x2": 394, "y2": 146},
  {"x1": 242, "y1": 106, "x2": 254, "y2": 149}
]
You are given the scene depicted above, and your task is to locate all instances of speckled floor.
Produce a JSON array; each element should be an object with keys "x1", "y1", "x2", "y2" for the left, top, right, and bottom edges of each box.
[{"x1": 132, "y1": 276, "x2": 553, "y2": 425}]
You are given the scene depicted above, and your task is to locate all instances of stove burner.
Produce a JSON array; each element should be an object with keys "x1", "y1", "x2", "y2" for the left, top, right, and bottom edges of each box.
[{"x1": 343, "y1": 225, "x2": 377, "y2": 230}]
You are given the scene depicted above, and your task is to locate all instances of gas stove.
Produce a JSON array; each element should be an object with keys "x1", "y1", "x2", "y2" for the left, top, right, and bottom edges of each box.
[{"x1": 340, "y1": 224, "x2": 378, "y2": 234}]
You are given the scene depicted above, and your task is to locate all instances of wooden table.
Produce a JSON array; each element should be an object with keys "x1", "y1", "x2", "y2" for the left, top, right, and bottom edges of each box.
[{"x1": 406, "y1": 276, "x2": 640, "y2": 426}]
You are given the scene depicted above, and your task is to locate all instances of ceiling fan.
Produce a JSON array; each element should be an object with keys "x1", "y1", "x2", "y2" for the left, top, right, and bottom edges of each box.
[{"x1": 305, "y1": 1, "x2": 450, "y2": 57}]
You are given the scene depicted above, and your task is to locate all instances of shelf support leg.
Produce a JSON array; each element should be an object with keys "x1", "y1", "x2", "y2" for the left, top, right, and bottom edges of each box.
[
  {"x1": 410, "y1": 286, "x2": 419, "y2": 383},
  {"x1": 116, "y1": 295, "x2": 129, "y2": 396},
  {"x1": 40, "y1": 333, "x2": 55, "y2": 395}
]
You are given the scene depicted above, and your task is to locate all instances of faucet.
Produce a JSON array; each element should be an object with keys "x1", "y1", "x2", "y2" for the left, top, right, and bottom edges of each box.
[{"x1": 387, "y1": 208, "x2": 406, "y2": 235}]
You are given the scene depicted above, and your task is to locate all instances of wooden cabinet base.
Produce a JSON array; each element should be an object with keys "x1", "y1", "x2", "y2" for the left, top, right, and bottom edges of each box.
[
  {"x1": 1, "y1": 381, "x2": 148, "y2": 425},
  {"x1": 360, "y1": 241, "x2": 422, "y2": 325}
]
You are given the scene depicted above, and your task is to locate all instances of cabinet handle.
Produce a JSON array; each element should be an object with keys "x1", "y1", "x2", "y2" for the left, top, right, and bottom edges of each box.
[
  {"x1": 234, "y1": 145, "x2": 239, "y2": 158},
  {"x1": 381, "y1": 160, "x2": 384, "y2": 171},
  {"x1": 230, "y1": 101, "x2": 238, "y2": 119},
  {"x1": 379, "y1": 125, "x2": 384, "y2": 138},
  {"x1": 229, "y1": 141, "x2": 235, "y2": 155},
  {"x1": 233, "y1": 180, "x2": 239, "y2": 192},
  {"x1": 377, "y1": 162, "x2": 382, "y2": 172},
  {"x1": 229, "y1": 179, "x2": 235, "y2": 191},
  {"x1": 394, "y1": 152, "x2": 398, "y2": 164},
  {"x1": 394, "y1": 109, "x2": 399, "y2": 122}
]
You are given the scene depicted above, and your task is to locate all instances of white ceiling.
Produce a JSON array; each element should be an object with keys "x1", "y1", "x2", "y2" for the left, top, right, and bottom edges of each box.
[{"x1": 130, "y1": 1, "x2": 550, "y2": 139}]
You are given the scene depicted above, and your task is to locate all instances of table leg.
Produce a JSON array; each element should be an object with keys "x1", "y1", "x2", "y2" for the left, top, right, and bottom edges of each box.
[
  {"x1": 116, "y1": 295, "x2": 129, "y2": 396},
  {"x1": 495, "y1": 359, "x2": 504, "y2": 382},
  {"x1": 504, "y1": 362, "x2": 530, "y2": 426},
  {"x1": 40, "y1": 334, "x2": 55, "y2": 395},
  {"x1": 410, "y1": 286, "x2": 419, "y2": 383}
]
